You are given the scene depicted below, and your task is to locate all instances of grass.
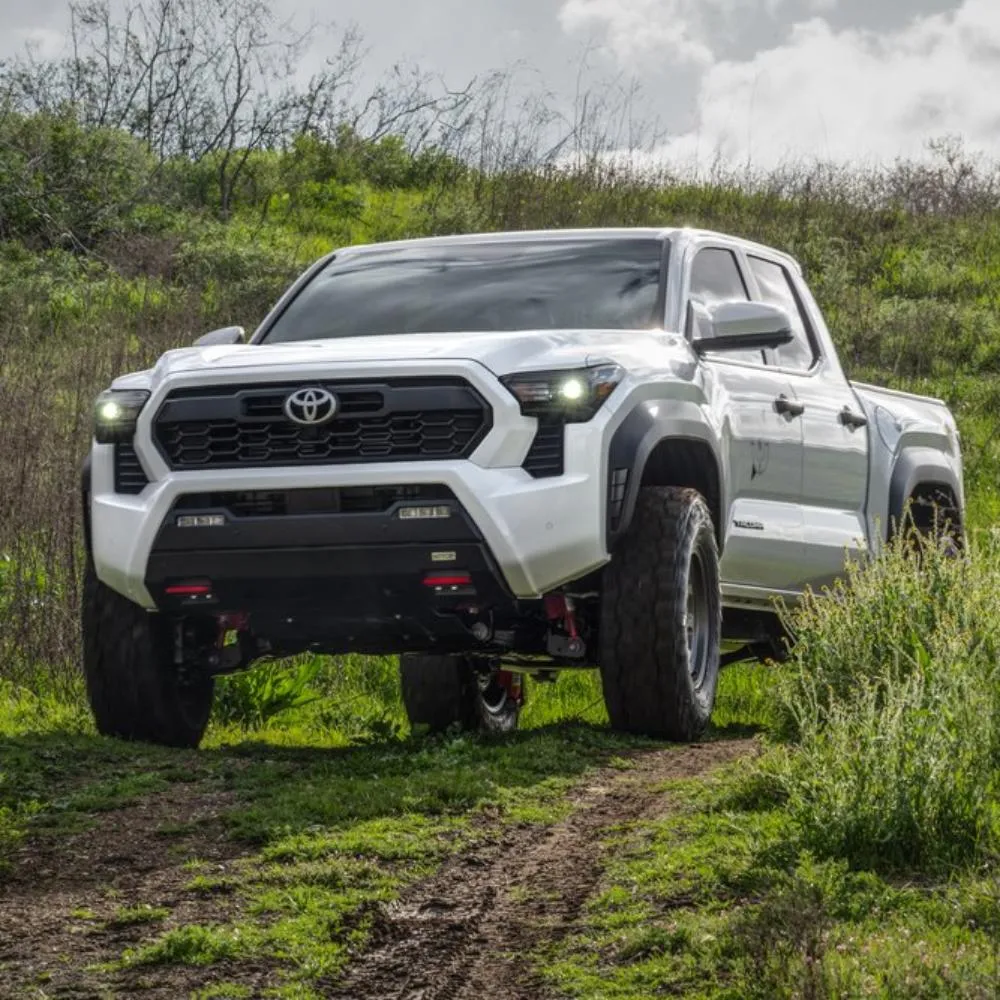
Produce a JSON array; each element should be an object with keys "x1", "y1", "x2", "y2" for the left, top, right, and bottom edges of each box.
[
  {"x1": 107, "y1": 904, "x2": 172, "y2": 928},
  {"x1": 540, "y1": 540, "x2": 1000, "y2": 999},
  {"x1": 113, "y1": 721, "x2": 653, "y2": 986},
  {"x1": 0, "y1": 670, "x2": 658, "y2": 993},
  {"x1": 544, "y1": 771, "x2": 1000, "y2": 999},
  {"x1": 0, "y1": 660, "x2": 760, "y2": 994}
]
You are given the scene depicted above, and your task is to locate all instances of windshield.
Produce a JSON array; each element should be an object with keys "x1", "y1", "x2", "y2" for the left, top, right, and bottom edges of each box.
[{"x1": 261, "y1": 238, "x2": 665, "y2": 343}]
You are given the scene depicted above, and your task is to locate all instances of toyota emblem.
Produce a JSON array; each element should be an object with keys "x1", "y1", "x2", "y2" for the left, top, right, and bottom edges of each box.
[{"x1": 284, "y1": 387, "x2": 338, "y2": 426}]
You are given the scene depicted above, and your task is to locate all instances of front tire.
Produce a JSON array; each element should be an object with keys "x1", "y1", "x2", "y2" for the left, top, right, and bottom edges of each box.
[
  {"x1": 599, "y1": 486, "x2": 721, "y2": 741},
  {"x1": 399, "y1": 655, "x2": 520, "y2": 734},
  {"x1": 82, "y1": 564, "x2": 214, "y2": 748}
]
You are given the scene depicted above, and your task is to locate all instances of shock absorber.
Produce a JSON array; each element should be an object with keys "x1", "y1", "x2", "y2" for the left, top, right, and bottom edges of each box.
[{"x1": 544, "y1": 594, "x2": 586, "y2": 659}]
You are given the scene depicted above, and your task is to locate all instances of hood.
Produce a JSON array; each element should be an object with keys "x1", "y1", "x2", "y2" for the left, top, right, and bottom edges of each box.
[{"x1": 116, "y1": 329, "x2": 696, "y2": 390}]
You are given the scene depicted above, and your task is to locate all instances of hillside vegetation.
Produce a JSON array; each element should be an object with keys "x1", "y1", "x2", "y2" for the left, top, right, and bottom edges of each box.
[{"x1": 3, "y1": 12, "x2": 1000, "y2": 991}]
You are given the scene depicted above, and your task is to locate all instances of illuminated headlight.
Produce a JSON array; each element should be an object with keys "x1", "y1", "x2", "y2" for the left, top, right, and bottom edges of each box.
[
  {"x1": 559, "y1": 377, "x2": 586, "y2": 402},
  {"x1": 398, "y1": 505, "x2": 452, "y2": 521},
  {"x1": 93, "y1": 389, "x2": 150, "y2": 444},
  {"x1": 501, "y1": 365, "x2": 624, "y2": 422}
]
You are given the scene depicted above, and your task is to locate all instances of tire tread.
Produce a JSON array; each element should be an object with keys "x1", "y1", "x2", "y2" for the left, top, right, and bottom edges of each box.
[{"x1": 599, "y1": 486, "x2": 721, "y2": 741}]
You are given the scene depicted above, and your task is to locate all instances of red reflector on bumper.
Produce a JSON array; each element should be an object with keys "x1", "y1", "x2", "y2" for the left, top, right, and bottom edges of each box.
[
  {"x1": 423, "y1": 573, "x2": 472, "y2": 587},
  {"x1": 166, "y1": 583, "x2": 213, "y2": 596}
]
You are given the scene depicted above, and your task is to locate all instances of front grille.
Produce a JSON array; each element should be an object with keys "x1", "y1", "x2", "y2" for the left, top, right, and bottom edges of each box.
[
  {"x1": 154, "y1": 379, "x2": 491, "y2": 470},
  {"x1": 173, "y1": 484, "x2": 457, "y2": 518},
  {"x1": 114, "y1": 444, "x2": 150, "y2": 494},
  {"x1": 523, "y1": 419, "x2": 565, "y2": 478}
]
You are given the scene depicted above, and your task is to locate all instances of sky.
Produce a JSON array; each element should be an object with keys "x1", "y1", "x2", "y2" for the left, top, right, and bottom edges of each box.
[{"x1": 4, "y1": 0, "x2": 999, "y2": 168}]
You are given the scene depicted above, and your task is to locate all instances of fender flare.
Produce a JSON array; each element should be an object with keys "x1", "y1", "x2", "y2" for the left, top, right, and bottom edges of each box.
[
  {"x1": 81, "y1": 453, "x2": 93, "y2": 560},
  {"x1": 606, "y1": 401, "x2": 725, "y2": 549},
  {"x1": 887, "y1": 446, "x2": 963, "y2": 535}
]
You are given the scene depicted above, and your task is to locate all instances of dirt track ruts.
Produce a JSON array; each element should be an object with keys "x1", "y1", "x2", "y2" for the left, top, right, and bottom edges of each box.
[
  {"x1": 323, "y1": 740, "x2": 752, "y2": 1000},
  {"x1": 0, "y1": 740, "x2": 753, "y2": 998}
]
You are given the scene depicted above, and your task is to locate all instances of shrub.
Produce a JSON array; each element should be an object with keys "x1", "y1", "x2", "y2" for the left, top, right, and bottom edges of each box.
[
  {"x1": 0, "y1": 111, "x2": 153, "y2": 251},
  {"x1": 771, "y1": 540, "x2": 1000, "y2": 871}
]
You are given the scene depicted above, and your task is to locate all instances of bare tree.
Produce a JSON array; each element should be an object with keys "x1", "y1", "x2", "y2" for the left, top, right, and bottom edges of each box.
[{"x1": 6, "y1": 0, "x2": 367, "y2": 214}]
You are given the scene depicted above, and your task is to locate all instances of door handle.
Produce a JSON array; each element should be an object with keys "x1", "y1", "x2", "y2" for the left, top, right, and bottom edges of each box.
[
  {"x1": 774, "y1": 395, "x2": 805, "y2": 418},
  {"x1": 839, "y1": 407, "x2": 869, "y2": 430}
]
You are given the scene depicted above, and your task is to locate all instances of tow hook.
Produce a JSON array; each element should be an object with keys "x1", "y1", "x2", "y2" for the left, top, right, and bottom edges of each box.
[{"x1": 544, "y1": 594, "x2": 586, "y2": 659}]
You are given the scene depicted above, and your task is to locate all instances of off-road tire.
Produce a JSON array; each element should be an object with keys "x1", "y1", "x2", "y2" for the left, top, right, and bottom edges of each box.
[
  {"x1": 82, "y1": 563, "x2": 214, "y2": 748},
  {"x1": 399, "y1": 655, "x2": 520, "y2": 734},
  {"x1": 599, "y1": 486, "x2": 721, "y2": 741}
]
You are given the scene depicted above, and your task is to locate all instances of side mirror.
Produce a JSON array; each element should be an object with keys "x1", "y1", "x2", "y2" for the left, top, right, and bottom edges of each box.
[
  {"x1": 194, "y1": 325, "x2": 245, "y2": 348},
  {"x1": 691, "y1": 301, "x2": 793, "y2": 355}
]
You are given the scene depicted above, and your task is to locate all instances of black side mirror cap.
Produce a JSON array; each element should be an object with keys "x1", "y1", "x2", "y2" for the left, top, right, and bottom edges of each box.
[{"x1": 194, "y1": 326, "x2": 245, "y2": 347}]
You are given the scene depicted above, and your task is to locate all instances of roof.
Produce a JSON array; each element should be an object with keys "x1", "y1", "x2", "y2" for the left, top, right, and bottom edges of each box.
[{"x1": 335, "y1": 227, "x2": 802, "y2": 273}]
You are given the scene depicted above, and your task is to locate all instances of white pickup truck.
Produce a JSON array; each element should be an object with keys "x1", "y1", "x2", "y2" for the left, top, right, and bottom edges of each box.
[{"x1": 81, "y1": 228, "x2": 964, "y2": 747}]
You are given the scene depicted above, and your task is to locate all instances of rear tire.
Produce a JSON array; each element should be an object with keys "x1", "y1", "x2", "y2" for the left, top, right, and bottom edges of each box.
[
  {"x1": 82, "y1": 563, "x2": 214, "y2": 748},
  {"x1": 599, "y1": 486, "x2": 721, "y2": 741},
  {"x1": 399, "y1": 655, "x2": 520, "y2": 734}
]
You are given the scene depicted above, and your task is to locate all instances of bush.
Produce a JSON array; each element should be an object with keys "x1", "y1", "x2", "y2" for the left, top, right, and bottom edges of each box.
[
  {"x1": 0, "y1": 111, "x2": 153, "y2": 251},
  {"x1": 771, "y1": 540, "x2": 1000, "y2": 871}
]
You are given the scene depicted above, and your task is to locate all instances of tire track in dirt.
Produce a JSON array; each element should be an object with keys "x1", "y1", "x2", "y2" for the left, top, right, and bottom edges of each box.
[{"x1": 324, "y1": 739, "x2": 753, "y2": 1000}]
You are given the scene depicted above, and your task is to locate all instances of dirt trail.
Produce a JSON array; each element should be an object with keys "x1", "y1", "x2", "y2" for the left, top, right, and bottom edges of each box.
[
  {"x1": 0, "y1": 781, "x2": 248, "y2": 999},
  {"x1": 324, "y1": 740, "x2": 751, "y2": 1000},
  {"x1": 0, "y1": 740, "x2": 752, "y2": 998}
]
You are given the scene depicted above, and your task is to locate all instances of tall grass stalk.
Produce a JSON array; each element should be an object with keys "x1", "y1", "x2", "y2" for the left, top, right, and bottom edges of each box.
[{"x1": 771, "y1": 540, "x2": 1000, "y2": 871}]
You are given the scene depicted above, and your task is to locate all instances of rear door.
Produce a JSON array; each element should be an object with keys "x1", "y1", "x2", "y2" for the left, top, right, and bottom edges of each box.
[
  {"x1": 686, "y1": 246, "x2": 805, "y2": 596},
  {"x1": 747, "y1": 254, "x2": 870, "y2": 590}
]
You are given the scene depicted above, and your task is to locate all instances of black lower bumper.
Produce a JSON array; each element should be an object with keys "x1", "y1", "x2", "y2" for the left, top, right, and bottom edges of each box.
[{"x1": 145, "y1": 486, "x2": 522, "y2": 655}]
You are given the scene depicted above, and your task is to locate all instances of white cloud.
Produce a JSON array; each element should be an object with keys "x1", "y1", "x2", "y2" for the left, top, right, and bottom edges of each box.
[
  {"x1": 566, "y1": 0, "x2": 1000, "y2": 167},
  {"x1": 560, "y1": 0, "x2": 713, "y2": 67},
  {"x1": 558, "y1": 0, "x2": 838, "y2": 68}
]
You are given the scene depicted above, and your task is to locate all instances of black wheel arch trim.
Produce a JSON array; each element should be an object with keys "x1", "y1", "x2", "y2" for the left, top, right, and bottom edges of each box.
[
  {"x1": 887, "y1": 446, "x2": 963, "y2": 538},
  {"x1": 606, "y1": 402, "x2": 725, "y2": 550},
  {"x1": 81, "y1": 452, "x2": 93, "y2": 560}
]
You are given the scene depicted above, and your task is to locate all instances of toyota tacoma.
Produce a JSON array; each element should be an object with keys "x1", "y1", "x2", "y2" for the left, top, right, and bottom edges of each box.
[{"x1": 81, "y1": 228, "x2": 965, "y2": 747}]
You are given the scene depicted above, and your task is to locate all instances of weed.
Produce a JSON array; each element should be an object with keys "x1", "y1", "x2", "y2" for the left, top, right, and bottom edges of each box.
[{"x1": 107, "y1": 904, "x2": 171, "y2": 928}]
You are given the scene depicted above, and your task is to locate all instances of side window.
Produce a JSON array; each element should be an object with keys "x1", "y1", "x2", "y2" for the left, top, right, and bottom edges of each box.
[
  {"x1": 688, "y1": 248, "x2": 764, "y2": 365},
  {"x1": 748, "y1": 256, "x2": 817, "y2": 372}
]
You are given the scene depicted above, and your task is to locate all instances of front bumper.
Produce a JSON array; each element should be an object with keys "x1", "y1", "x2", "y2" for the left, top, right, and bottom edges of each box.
[{"x1": 90, "y1": 359, "x2": 614, "y2": 610}]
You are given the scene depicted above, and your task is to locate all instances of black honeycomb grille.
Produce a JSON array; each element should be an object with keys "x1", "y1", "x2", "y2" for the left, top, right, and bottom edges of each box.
[
  {"x1": 154, "y1": 379, "x2": 491, "y2": 470},
  {"x1": 522, "y1": 419, "x2": 565, "y2": 478}
]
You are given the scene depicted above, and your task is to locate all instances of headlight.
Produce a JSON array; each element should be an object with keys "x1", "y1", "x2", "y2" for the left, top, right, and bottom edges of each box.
[
  {"x1": 500, "y1": 365, "x2": 624, "y2": 422},
  {"x1": 93, "y1": 389, "x2": 150, "y2": 444}
]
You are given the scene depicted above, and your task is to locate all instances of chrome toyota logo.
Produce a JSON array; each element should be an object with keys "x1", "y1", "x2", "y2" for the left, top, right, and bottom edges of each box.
[{"x1": 284, "y1": 388, "x2": 338, "y2": 426}]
